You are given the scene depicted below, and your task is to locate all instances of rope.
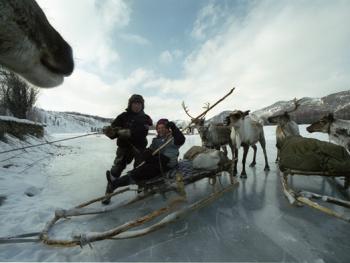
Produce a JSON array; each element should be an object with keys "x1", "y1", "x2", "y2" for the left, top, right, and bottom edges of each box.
[
  {"x1": 0, "y1": 132, "x2": 99, "y2": 155},
  {"x1": 0, "y1": 231, "x2": 41, "y2": 244}
]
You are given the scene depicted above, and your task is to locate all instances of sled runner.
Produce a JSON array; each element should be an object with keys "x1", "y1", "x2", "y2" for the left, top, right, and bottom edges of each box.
[
  {"x1": 38, "y1": 160, "x2": 238, "y2": 247},
  {"x1": 278, "y1": 136, "x2": 350, "y2": 222}
]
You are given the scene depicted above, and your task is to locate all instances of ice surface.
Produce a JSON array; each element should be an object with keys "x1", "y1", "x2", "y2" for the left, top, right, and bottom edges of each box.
[{"x1": 0, "y1": 125, "x2": 349, "y2": 262}]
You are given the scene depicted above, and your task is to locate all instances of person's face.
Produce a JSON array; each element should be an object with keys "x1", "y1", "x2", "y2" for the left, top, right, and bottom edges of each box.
[
  {"x1": 131, "y1": 101, "x2": 142, "y2": 113},
  {"x1": 156, "y1": 124, "x2": 170, "y2": 137}
]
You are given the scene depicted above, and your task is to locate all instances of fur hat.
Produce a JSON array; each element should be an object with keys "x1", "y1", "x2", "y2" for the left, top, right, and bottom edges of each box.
[
  {"x1": 128, "y1": 94, "x2": 144, "y2": 110},
  {"x1": 156, "y1": 118, "x2": 169, "y2": 128}
]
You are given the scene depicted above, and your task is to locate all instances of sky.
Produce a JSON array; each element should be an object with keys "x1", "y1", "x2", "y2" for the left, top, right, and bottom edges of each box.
[{"x1": 35, "y1": 0, "x2": 350, "y2": 121}]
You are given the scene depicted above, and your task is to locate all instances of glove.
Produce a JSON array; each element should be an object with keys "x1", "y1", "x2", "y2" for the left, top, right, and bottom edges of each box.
[
  {"x1": 103, "y1": 126, "x2": 118, "y2": 139},
  {"x1": 166, "y1": 121, "x2": 176, "y2": 131},
  {"x1": 117, "y1": 129, "x2": 131, "y2": 139},
  {"x1": 142, "y1": 148, "x2": 154, "y2": 163}
]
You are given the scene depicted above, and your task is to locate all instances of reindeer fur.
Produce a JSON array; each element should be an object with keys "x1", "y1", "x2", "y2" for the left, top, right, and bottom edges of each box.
[
  {"x1": 229, "y1": 111, "x2": 270, "y2": 178},
  {"x1": 307, "y1": 114, "x2": 350, "y2": 152},
  {"x1": 0, "y1": 0, "x2": 73, "y2": 87}
]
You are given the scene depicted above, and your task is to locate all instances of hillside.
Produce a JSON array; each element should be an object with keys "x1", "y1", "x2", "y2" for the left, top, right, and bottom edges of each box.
[
  {"x1": 32, "y1": 108, "x2": 112, "y2": 134},
  {"x1": 208, "y1": 90, "x2": 350, "y2": 124}
]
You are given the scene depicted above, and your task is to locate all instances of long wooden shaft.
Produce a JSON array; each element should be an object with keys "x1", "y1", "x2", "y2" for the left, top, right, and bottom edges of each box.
[{"x1": 135, "y1": 87, "x2": 235, "y2": 169}]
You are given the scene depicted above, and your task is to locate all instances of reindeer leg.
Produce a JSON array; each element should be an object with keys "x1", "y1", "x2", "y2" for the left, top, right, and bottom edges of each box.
[
  {"x1": 249, "y1": 145, "x2": 257, "y2": 167},
  {"x1": 240, "y1": 144, "x2": 249, "y2": 178},
  {"x1": 275, "y1": 144, "x2": 279, "y2": 163},
  {"x1": 233, "y1": 148, "x2": 238, "y2": 176},
  {"x1": 229, "y1": 143, "x2": 237, "y2": 176},
  {"x1": 260, "y1": 138, "x2": 270, "y2": 171},
  {"x1": 222, "y1": 145, "x2": 228, "y2": 156}
]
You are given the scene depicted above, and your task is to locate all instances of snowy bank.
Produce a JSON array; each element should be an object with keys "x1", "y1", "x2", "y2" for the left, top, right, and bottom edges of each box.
[{"x1": 0, "y1": 115, "x2": 44, "y2": 139}]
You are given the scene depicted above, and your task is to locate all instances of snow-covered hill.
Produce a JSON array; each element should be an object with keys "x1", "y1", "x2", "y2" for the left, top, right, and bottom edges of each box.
[
  {"x1": 2, "y1": 90, "x2": 348, "y2": 136},
  {"x1": 207, "y1": 90, "x2": 350, "y2": 125},
  {"x1": 253, "y1": 90, "x2": 350, "y2": 124},
  {"x1": 33, "y1": 108, "x2": 113, "y2": 134}
]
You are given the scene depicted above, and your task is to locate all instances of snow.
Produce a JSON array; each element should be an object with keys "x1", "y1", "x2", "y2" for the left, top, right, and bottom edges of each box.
[
  {"x1": 28, "y1": 109, "x2": 112, "y2": 134},
  {"x1": 0, "y1": 125, "x2": 349, "y2": 262},
  {"x1": 0, "y1": 115, "x2": 43, "y2": 126}
]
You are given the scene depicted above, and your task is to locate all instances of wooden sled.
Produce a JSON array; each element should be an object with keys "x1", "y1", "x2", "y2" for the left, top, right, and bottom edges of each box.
[
  {"x1": 279, "y1": 168, "x2": 350, "y2": 222},
  {"x1": 39, "y1": 163, "x2": 238, "y2": 247}
]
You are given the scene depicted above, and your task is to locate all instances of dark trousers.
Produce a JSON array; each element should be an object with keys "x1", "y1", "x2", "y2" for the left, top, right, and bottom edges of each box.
[
  {"x1": 111, "y1": 154, "x2": 169, "y2": 189},
  {"x1": 110, "y1": 146, "x2": 143, "y2": 178}
]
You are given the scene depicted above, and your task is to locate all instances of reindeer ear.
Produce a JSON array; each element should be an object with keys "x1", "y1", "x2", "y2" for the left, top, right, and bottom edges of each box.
[{"x1": 243, "y1": 110, "x2": 250, "y2": 116}]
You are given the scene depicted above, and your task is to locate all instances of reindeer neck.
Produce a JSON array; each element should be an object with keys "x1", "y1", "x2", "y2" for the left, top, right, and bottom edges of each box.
[{"x1": 329, "y1": 120, "x2": 350, "y2": 151}]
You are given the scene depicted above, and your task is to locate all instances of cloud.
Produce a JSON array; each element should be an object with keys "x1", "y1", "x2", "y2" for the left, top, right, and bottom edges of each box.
[
  {"x1": 37, "y1": 0, "x2": 130, "y2": 72},
  {"x1": 159, "y1": 51, "x2": 173, "y2": 64},
  {"x1": 159, "y1": 0, "x2": 350, "y2": 118},
  {"x1": 119, "y1": 33, "x2": 151, "y2": 45},
  {"x1": 37, "y1": 69, "x2": 127, "y2": 117},
  {"x1": 36, "y1": 0, "x2": 350, "y2": 123},
  {"x1": 159, "y1": 49, "x2": 183, "y2": 65},
  {"x1": 191, "y1": 1, "x2": 225, "y2": 40},
  {"x1": 139, "y1": 1, "x2": 350, "y2": 118},
  {"x1": 98, "y1": 0, "x2": 131, "y2": 29},
  {"x1": 37, "y1": 68, "x2": 156, "y2": 118}
]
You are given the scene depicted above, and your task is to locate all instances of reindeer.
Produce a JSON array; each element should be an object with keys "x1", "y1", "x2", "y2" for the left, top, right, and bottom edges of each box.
[
  {"x1": 228, "y1": 110, "x2": 270, "y2": 178},
  {"x1": 267, "y1": 98, "x2": 301, "y2": 162},
  {"x1": 182, "y1": 101, "x2": 235, "y2": 158},
  {"x1": 0, "y1": 0, "x2": 74, "y2": 88},
  {"x1": 306, "y1": 113, "x2": 350, "y2": 152}
]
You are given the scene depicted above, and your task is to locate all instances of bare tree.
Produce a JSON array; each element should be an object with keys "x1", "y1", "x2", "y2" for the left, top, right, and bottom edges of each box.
[{"x1": 0, "y1": 68, "x2": 40, "y2": 119}]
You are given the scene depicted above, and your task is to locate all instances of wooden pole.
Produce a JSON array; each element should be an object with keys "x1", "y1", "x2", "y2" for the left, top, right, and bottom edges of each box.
[
  {"x1": 113, "y1": 181, "x2": 238, "y2": 239},
  {"x1": 280, "y1": 171, "x2": 350, "y2": 222},
  {"x1": 296, "y1": 196, "x2": 350, "y2": 223}
]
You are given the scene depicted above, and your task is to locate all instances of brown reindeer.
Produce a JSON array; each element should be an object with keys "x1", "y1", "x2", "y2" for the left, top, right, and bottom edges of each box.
[
  {"x1": 267, "y1": 98, "x2": 301, "y2": 162},
  {"x1": 0, "y1": 0, "x2": 74, "y2": 87},
  {"x1": 182, "y1": 101, "x2": 235, "y2": 158},
  {"x1": 307, "y1": 113, "x2": 350, "y2": 152}
]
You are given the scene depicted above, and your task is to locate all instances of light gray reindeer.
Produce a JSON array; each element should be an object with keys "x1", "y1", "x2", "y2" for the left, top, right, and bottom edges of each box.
[
  {"x1": 228, "y1": 110, "x2": 270, "y2": 178},
  {"x1": 0, "y1": 0, "x2": 74, "y2": 87},
  {"x1": 267, "y1": 98, "x2": 301, "y2": 162},
  {"x1": 182, "y1": 101, "x2": 235, "y2": 158},
  {"x1": 307, "y1": 113, "x2": 350, "y2": 152}
]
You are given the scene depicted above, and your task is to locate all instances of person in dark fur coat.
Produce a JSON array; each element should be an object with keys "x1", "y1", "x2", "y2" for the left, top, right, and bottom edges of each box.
[
  {"x1": 103, "y1": 118, "x2": 186, "y2": 203},
  {"x1": 102, "y1": 94, "x2": 152, "y2": 205}
]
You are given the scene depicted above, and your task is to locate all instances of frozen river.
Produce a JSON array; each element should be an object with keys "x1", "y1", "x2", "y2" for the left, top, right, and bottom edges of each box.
[{"x1": 0, "y1": 125, "x2": 349, "y2": 262}]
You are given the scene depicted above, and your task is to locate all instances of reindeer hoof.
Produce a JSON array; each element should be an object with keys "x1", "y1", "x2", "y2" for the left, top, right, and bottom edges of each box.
[
  {"x1": 264, "y1": 166, "x2": 270, "y2": 171},
  {"x1": 249, "y1": 162, "x2": 256, "y2": 167},
  {"x1": 240, "y1": 174, "x2": 247, "y2": 179}
]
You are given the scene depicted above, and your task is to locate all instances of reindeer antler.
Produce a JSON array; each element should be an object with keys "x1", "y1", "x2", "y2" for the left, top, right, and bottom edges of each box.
[
  {"x1": 203, "y1": 102, "x2": 210, "y2": 111},
  {"x1": 182, "y1": 101, "x2": 195, "y2": 120},
  {"x1": 286, "y1": 98, "x2": 302, "y2": 114}
]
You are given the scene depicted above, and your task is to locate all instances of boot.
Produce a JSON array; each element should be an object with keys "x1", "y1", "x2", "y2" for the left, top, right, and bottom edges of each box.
[{"x1": 101, "y1": 171, "x2": 114, "y2": 205}]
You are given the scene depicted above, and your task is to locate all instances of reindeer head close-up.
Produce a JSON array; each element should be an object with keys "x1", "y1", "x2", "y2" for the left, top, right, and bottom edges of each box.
[
  {"x1": 228, "y1": 110, "x2": 250, "y2": 128},
  {"x1": 0, "y1": 0, "x2": 74, "y2": 88},
  {"x1": 267, "y1": 111, "x2": 291, "y2": 125},
  {"x1": 306, "y1": 113, "x2": 334, "y2": 133},
  {"x1": 267, "y1": 98, "x2": 301, "y2": 126}
]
